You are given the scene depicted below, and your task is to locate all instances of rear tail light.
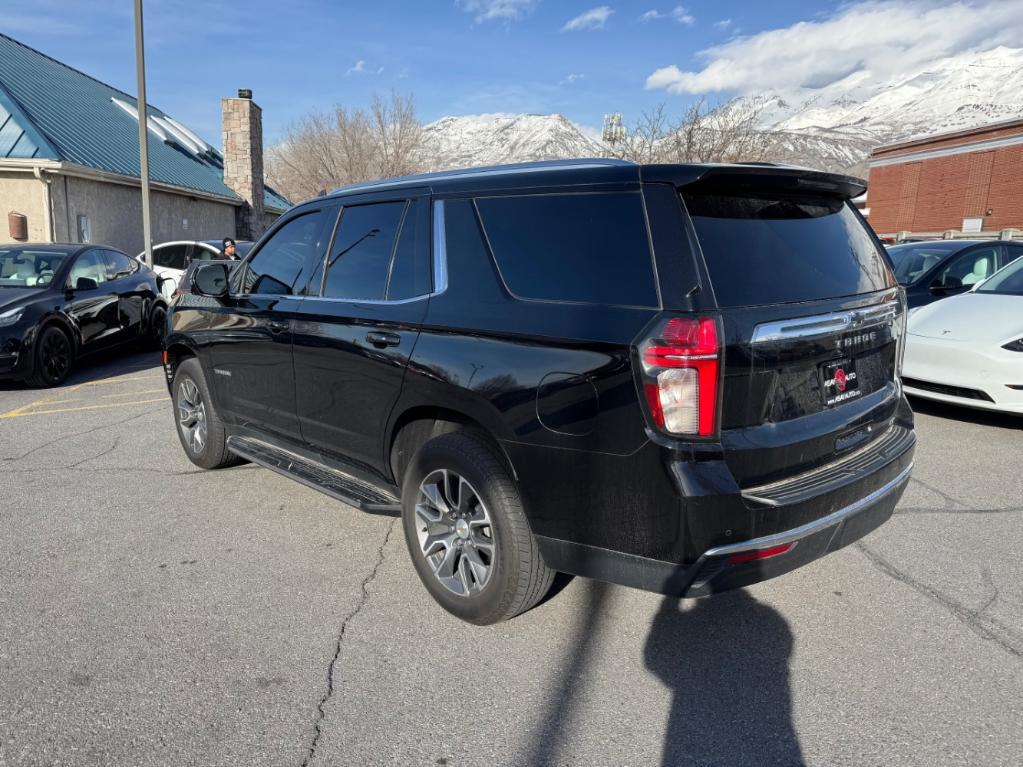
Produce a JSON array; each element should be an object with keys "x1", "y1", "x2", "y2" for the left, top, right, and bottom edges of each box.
[{"x1": 637, "y1": 316, "x2": 721, "y2": 437}]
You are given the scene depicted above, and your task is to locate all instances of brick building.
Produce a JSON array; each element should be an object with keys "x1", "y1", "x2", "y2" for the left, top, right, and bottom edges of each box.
[{"x1": 867, "y1": 117, "x2": 1023, "y2": 239}]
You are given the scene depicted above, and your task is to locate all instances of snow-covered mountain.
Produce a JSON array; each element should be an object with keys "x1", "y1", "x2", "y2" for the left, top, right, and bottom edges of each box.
[
  {"x1": 420, "y1": 46, "x2": 1023, "y2": 176},
  {"x1": 422, "y1": 113, "x2": 601, "y2": 169},
  {"x1": 765, "y1": 46, "x2": 1023, "y2": 144}
]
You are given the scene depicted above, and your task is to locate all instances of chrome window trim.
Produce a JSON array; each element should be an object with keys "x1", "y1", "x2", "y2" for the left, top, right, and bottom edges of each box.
[
  {"x1": 752, "y1": 300, "x2": 900, "y2": 345},
  {"x1": 432, "y1": 199, "x2": 448, "y2": 295}
]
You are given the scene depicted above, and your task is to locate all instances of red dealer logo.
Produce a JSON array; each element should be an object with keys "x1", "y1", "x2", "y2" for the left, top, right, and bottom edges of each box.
[{"x1": 834, "y1": 368, "x2": 848, "y2": 392}]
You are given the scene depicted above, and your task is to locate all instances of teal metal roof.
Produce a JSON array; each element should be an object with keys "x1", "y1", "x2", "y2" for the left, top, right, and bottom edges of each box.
[{"x1": 0, "y1": 33, "x2": 289, "y2": 213}]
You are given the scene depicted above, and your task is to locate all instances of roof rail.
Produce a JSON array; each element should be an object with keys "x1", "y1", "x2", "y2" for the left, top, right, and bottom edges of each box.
[{"x1": 329, "y1": 158, "x2": 636, "y2": 196}]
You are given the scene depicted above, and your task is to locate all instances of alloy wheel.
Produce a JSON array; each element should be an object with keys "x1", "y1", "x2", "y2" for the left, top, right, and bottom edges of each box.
[
  {"x1": 41, "y1": 330, "x2": 70, "y2": 383},
  {"x1": 177, "y1": 378, "x2": 207, "y2": 454},
  {"x1": 414, "y1": 469, "x2": 496, "y2": 597}
]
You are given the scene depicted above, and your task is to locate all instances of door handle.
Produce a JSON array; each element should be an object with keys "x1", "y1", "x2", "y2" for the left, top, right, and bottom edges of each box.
[
  {"x1": 267, "y1": 319, "x2": 290, "y2": 334},
  {"x1": 366, "y1": 331, "x2": 401, "y2": 348}
]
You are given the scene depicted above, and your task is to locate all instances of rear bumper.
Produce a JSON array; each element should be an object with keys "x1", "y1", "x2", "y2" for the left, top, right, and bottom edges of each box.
[{"x1": 535, "y1": 424, "x2": 914, "y2": 598}]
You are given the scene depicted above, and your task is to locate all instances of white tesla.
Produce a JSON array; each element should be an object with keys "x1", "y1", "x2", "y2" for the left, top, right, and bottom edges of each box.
[{"x1": 902, "y1": 254, "x2": 1023, "y2": 414}]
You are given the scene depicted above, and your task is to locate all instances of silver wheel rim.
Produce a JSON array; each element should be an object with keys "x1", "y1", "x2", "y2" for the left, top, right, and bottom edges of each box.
[
  {"x1": 177, "y1": 378, "x2": 207, "y2": 454},
  {"x1": 415, "y1": 469, "x2": 495, "y2": 597}
]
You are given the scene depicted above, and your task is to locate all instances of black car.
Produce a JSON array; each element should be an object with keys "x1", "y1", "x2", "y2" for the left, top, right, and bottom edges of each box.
[
  {"x1": 887, "y1": 239, "x2": 1023, "y2": 309},
  {"x1": 165, "y1": 160, "x2": 916, "y2": 624},
  {"x1": 0, "y1": 243, "x2": 167, "y2": 387}
]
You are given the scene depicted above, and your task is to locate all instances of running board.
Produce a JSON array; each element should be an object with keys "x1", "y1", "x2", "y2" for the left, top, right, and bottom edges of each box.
[{"x1": 226, "y1": 436, "x2": 401, "y2": 515}]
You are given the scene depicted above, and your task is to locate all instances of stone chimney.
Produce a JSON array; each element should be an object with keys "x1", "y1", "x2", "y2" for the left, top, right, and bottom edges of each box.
[{"x1": 221, "y1": 88, "x2": 265, "y2": 240}]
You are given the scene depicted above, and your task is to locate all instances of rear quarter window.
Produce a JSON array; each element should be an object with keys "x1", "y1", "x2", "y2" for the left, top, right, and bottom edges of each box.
[
  {"x1": 683, "y1": 192, "x2": 896, "y2": 308},
  {"x1": 475, "y1": 192, "x2": 658, "y2": 307}
]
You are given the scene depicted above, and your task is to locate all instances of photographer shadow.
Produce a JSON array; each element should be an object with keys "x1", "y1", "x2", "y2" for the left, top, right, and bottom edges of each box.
[{"x1": 644, "y1": 590, "x2": 804, "y2": 766}]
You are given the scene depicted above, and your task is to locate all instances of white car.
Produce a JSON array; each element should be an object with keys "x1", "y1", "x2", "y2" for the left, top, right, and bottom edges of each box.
[
  {"x1": 902, "y1": 255, "x2": 1023, "y2": 414},
  {"x1": 137, "y1": 240, "x2": 251, "y2": 298}
]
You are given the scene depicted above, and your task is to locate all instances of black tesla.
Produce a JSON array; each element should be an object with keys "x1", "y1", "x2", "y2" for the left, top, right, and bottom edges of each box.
[{"x1": 0, "y1": 243, "x2": 167, "y2": 387}]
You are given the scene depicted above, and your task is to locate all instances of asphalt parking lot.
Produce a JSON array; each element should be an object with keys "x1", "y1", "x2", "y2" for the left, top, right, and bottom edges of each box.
[{"x1": 1, "y1": 351, "x2": 1020, "y2": 767}]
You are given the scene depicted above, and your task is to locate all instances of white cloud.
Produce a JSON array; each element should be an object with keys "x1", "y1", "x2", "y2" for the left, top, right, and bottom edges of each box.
[
  {"x1": 639, "y1": 6, "x2": 694, "y2": 24},
  {"x1": 562, "y1": 6, "x2": 613, "y2": 31},
  {"x1": 458, "y1": 0, "x2": 538, "y2": 22},
  {"x1": 560, "y1": 73, "x2": 585, "y2": 85},
  {"x1": 346, "y1": 60, "x2": 366, "y2": 76},
  {"x1": 714, "y1": 18, "x2": 731, "y2": 29},
  {"x1": 646, "y1": 0, "x2": 1023, "y2": 97}
]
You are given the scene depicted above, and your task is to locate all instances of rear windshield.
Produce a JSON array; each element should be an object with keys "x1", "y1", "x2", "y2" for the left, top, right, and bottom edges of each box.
[{"x1": 682, "y1": 192, "x2": 895, "y2": 308}]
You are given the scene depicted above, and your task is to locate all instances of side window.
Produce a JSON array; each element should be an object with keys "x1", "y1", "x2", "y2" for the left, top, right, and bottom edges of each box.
[
  {"x1": 323, "y1": 201, "x2": 406, "y2": 300},
  {"x1": 474, "y1": 192, "x2": 658, "y2": 306},
  {"x1": 242, "y1": 210, "x2": 329, "y2": 295},
  {"x1": 153, "y1": 245, "x2": 188, "y2": 270},
  {"x1": 191, "y1": 246, "x2": 217, "y2": 262},
  {"x1": 1001, "y1": 244, "x2": 1023, "y2": 270},
  {"x1": 68, "y1": 250, "x2": 108, "y2": 288},
  {"x1": 386, "y1": 198, "x2": 431, "y2": 300},
  {"x1": 935, "y1": 246, "x2": 999, "y2": 289},
  {"x1": 104, "y1": 250, "x2": 137, "y2": 280}
]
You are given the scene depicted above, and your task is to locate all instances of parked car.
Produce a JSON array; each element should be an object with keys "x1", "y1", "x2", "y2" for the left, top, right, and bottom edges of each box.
[
  {"x1": 902, "y1": 255, "x2": 1023, "y2": 414},
  {"x1": 886, "y1": 239, "x2": 1023, "y2": 310},
  {"x1": 0, "y1": 243, "x2": 167, "y2": 386},
  {"x1": 164, "y1": 160, "x2": 915, "y2": 624},
  {"x1": 138, "y1": 240, "x2": 252, "y2": 298}
]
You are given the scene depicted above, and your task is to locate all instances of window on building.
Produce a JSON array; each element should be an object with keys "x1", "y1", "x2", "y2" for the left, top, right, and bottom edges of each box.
[{"x1": 76, "y1": 214, "x2": 91, "y2": 244}]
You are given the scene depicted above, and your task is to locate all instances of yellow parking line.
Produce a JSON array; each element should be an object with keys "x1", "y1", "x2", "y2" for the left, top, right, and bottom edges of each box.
[
  {"x1": 0, "y1": 397, "x2": 169, "y2": 419},
  {"x1": 98, "y1": 388, "x2": 166, "y2": 399}
]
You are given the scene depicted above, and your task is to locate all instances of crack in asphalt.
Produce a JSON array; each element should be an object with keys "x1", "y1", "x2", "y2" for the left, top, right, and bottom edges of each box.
[
  {"x1": 300, "y1": 517, "x2": 398, "y2": 767},
  {"x1": 896, "y1": 477, "x2": 1021, "y2": 516},
  {"x1": 1, "y1": 408, "x2": 161, "y2": 463},
  {"x1": 895, "y1": 505, "x2": 1023, "y2": 515},
  {"x1": 67, "y1": 437, "x2": 122, "y2": 468},
  {"x1": 856, "y1": 542, "x2": 1022, "y2": 659}
]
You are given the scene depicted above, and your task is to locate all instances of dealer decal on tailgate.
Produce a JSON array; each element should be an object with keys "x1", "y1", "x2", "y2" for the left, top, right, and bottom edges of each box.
[{"x1": 821, "y1": 358, "x2": 860, "y2": 407}]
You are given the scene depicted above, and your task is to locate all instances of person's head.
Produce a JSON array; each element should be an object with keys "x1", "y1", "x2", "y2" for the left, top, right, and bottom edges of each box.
[{"x1": 222, "y1": 238, "x2": 237, "y2": 257}]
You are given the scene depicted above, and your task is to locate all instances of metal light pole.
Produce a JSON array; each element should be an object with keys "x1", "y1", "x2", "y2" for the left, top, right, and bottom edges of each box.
[{"x1": 133, "y1": 0, "x2": 153, "y2": 267}]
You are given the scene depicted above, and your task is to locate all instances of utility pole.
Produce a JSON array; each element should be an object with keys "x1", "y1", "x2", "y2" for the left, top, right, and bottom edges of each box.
[{"x1": 133, "y1": 0, "x2": 153, "y2": 267}]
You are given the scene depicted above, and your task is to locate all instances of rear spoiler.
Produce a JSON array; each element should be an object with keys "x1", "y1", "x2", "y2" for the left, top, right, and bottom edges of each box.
[{"x1": 641, "y1": 163, "x2": 867, "y2": 200}]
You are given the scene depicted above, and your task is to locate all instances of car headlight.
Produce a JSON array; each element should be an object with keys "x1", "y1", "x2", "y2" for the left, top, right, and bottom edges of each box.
[
  {"x1": 0, "y1": 307, "x2": 24, "y2": 328},
  {"x1": 1002, "y1": 338, "x2": 1023, "y2": 352}
]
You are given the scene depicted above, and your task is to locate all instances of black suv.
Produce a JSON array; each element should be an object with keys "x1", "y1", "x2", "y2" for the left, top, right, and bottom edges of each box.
[{"x1": 164, "y1": 160, "x2": 915, "y2": 624}]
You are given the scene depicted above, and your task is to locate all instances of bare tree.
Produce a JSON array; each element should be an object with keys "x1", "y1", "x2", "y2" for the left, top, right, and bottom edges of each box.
[
  {"x1": 610, "y1": 96, "x2": 778, "y2": 165},
  {"x1": 266, "y1": 92, "x2": 427, "y2": 204}
]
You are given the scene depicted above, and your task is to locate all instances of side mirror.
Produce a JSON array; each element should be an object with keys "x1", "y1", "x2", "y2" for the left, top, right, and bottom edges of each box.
[
  {"x1": 192, "y1": 262, "x2": 229, "y2": 297},
  {"x1": 75, "y1": 277, "x2": 99, "y2": 291}
]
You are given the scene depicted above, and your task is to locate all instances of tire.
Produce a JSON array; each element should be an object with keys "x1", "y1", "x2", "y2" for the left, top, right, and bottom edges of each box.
[
  {"x1": 401, "y1": 431, "x2": 555, "y2": 625},
  {"x1": 147, "y1": 303, "x2": 168, "y2": 350},
  {"x1": 27, "y1": 325, "x2": 73, "y2": 387},
  {"x1": 171, "y1": 357, "x2": 241, "y2": 470}
]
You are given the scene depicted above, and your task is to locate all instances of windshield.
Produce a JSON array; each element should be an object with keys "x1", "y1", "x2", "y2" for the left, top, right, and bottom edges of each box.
[
  {"x1": 886, "y1": 243, "x2": 959, "y2": 285},
  {"x1": 0, "y1": 248, "x2": 67, "y2": 288},
  {"x1": 976, "y1": 257, "x2": 1023, "y2": 295}
]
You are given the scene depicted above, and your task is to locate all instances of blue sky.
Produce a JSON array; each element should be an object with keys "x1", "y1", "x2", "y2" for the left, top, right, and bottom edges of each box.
[{"x1": 1, "y1": 1, "x2": 1014, "y2": 147}]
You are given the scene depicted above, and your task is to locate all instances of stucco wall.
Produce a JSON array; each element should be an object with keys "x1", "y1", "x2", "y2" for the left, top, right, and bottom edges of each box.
[
  {"x1": 0, "y1": 172, "x2": 49, "y2": 242},
  {"x1": 51, "y1": 175, "x2": 237, "y2": 254}
]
